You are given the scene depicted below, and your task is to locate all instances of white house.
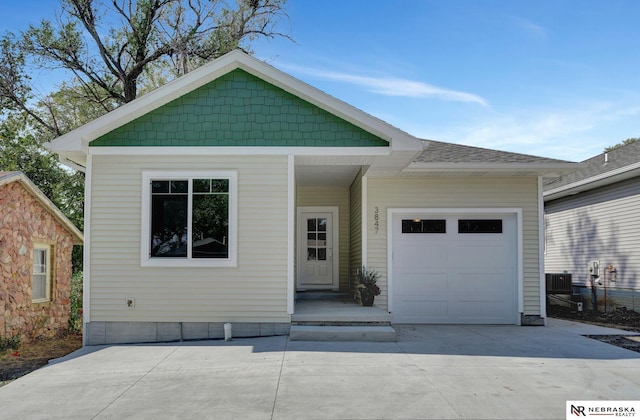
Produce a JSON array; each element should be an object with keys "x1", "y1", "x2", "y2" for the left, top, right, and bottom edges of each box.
[{"x1": 48, "y1": 50, "x2": 577, "y2": 345}]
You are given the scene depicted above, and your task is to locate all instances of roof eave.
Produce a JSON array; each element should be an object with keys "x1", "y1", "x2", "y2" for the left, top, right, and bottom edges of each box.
[
  {"x1": 46, "y1": 50, "x2": 423, "y2": 158},
  {"x1": 0, "y1": 172, "x2": 84, "y2": 244},
  {"x1": 544, "y1": 162, "x2": 640, "y2": 201},
  {"x1": 404, "y1": 162, "x2": 582, "y2": 176}
]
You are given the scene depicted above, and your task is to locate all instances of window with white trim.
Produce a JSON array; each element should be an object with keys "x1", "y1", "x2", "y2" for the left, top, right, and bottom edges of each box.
[
  {"x1": 141, "y1": 172, "x2": 237, "y2": 267},
  {"x1": 32, "y1": 244, "x2": 51, "y2": 302}
]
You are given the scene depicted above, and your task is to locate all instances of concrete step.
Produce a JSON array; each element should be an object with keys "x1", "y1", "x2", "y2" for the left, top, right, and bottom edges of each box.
[{"x1": 289, "y1": 325, "x2": 397, "y2": 342}]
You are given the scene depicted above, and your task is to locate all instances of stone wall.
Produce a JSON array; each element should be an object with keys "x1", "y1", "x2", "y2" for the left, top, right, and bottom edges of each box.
[{"x1": 0, "y1": 181, "x2": 74, "y2": 340}]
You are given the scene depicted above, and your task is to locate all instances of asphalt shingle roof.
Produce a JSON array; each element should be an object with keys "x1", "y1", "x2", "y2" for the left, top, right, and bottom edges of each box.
[
  {"x1": 414, "y1": 140, "x2": 574, "y2": 165},
  {"x1": 543, "y1": 140, "x2": 640, "y2": 191}
]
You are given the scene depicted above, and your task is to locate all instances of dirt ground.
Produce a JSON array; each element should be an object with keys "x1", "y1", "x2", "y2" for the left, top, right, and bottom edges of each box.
[
  {"x1": 0, "y1": 332, "x2": 82, "y2": 387},
  {"x1": 547, "y1": 304, "x2": 640, "y2": 353}
]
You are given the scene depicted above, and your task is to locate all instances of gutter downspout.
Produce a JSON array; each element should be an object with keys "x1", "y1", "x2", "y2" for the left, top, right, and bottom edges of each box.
[
  {"x1": 538, "y1": 176, "x2": 548, "y2": 326},
  {"x1": 82, "y1": 153, "x2": 93, "y2": 346}
]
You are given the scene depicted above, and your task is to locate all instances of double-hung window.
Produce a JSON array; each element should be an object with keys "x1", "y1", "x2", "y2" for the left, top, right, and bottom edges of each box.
[
  {"x1": 32, "y1": 243, "x2": 51, "y2": 302},
  {"x1": 141, "y1": 171, "x2": 237, "y2": 267}
]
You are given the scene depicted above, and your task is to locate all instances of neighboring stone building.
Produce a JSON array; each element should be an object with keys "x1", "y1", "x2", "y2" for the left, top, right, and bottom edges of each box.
[{"x1": 0, "y1": 171, "x2": 83, "y2": 340}]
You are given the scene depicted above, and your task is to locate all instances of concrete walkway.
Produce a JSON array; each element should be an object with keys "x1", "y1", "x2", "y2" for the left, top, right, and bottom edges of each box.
[{"x1": 1, "y1": 319, "x2": 639, "y2": 419}]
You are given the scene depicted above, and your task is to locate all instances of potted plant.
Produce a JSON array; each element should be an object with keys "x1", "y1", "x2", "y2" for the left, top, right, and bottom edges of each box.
[{"x1": 356, "y1": 266, "x2": 381, "y2": 306}]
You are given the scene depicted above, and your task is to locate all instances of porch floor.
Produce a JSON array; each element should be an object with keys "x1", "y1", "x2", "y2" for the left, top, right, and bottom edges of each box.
[{"x1": 292, "y1": 294, "x2": 392, "y2": 323}]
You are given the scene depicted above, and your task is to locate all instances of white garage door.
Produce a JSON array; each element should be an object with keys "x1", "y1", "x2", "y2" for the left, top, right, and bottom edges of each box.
[{"x1": 391, "y1": 213, "x2": 517, "y2": 324}]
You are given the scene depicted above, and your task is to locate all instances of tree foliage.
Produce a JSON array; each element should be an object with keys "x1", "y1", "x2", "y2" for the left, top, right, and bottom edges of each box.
[
  {"x1": 604, "y1": 137, "x2": 640, "y2": 153},
  {"x1": 1, "y1": 0, "x2": 288, "y2": 137},
  {"x1": 0, "y1": 0, "x2": 289, "y2": 272}
]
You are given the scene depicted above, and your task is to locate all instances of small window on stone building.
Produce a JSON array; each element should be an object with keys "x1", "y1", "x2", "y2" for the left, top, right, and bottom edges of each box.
[{"x1": 32, "y1": 244, "x2": 52, "y2": 303}]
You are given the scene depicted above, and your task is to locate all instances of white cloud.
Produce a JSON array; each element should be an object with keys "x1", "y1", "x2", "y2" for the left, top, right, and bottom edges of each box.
[
  {"x1": 414, "y1": 101, "x2": 640, "y2": 161},
  {"x1": 509, "y1": 16, "x2": 547, "y2": 40},
  {"x1": 282, "y1": 63, "x2": 488, "y2": 107}
]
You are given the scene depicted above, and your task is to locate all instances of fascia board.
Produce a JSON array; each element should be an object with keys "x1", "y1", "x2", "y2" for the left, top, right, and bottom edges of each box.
[
  {"x1": 404, "y1": 162, "x2": 582, "y2": 174},
  {"x1": 543, "y1": 162, "x2": 640, "y2": 201},
  {"x1": 89, "y1": 146, "x2": 390, "y2": 156}
]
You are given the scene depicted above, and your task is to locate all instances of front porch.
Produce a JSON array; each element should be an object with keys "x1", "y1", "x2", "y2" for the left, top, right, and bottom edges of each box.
[
  {"x1": 292, "y1": 292, "x2": 391, "y2": 324},
  {"x1": 290, "y1": 292, "x2": 396, "y2": 341}
]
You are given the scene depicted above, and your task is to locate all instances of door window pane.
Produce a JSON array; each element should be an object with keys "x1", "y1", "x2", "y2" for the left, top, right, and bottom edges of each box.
[
  {"x1": 307, "y1": 218, "x2": 316, "y2": 232},
  {"x1": 306, "y1": 216, "x2": 328, "y2": 261},
  {"x1": 307, "y1": 248, "x2": 317, "y2": 260},
  {"x1": 307, "y1": 233, "x2": 316, "y2": 246}
]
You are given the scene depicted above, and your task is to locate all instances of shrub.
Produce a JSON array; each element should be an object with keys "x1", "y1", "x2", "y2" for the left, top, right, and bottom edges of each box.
[
  {"x1": 0, "y1": 334, "x2": 21, "y2": 352},
  {"x1": 69, "y1": 271, "x2": 83, "y2": 332}
]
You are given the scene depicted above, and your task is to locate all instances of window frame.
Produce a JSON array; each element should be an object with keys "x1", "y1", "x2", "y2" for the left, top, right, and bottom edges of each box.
[
  {"x1": 141, "y1": 171, "x2": 238, "y2": 268},
  {"x1": 32, "y1": 243, "x2": 52, "y2": 303}
]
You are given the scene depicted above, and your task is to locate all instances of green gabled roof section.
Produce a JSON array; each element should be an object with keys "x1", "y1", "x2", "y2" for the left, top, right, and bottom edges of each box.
[{"x1": 90, "y1": 69, "x2": 389, "y2": 147}]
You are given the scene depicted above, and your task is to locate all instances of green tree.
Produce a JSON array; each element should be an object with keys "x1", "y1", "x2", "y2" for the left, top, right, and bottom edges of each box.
[
  {"x1": 0, "y1": 0, "x2": 289, "y2": 272},
  {"x1": 0, "y1": 112, "x2": 84, "y2": 269},
  {"x1": 1, "y1": 0, "x2": 289, "y2": 137},
  {"x1": 604, "y1": 137, "x2": 640, "y2": 153}
]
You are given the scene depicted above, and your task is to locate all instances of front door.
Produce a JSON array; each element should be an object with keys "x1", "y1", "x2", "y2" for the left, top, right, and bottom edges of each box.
[{"x1": 297, "y1": 208, "x2": 339, "y2": 290}]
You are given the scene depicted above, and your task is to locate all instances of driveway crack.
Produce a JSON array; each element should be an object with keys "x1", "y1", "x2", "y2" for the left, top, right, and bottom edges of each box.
[{"x1": 91, "y1": 345, "x2": 181, "y2": 419}]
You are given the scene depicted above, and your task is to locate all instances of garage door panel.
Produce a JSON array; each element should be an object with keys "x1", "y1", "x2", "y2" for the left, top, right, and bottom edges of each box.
[
  {"x1": 392, "y1": 213, "x2": 517, "y2": 325},
  {"x1": 395, "y1": 297, "x2": 448, "y2": 321},
  {"x1": 457, "y1": 244, "x2": 509, "y2": 267},
  {"x1": 456, "y1": 273, "x2": 511, "y2": 291},
  {"x1": 456, "y1": 300, "x2": 513, "y2": 323},
  {"x1": 394, "y1": 246, "x2": 448, "y2": 268},
  {"x1": 394, "y1": 272, "x2": 448, "y2": 293}
]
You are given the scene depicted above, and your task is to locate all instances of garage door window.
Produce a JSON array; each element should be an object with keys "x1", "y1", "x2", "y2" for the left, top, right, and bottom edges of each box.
[
  {"x1": 458, "y1": 219, "x2": 502, "y2": 233},
  {"x1": 402, "y1": 219, "x2": 446, "y2": 233}
]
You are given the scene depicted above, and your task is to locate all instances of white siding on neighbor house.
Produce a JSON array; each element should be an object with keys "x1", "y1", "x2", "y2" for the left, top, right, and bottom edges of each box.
[
  {"x1": 545, "y1": 177, "x2": 640, "y2": 291},
  {"x1": 367, "y1": 176, "x2": 542, "y2": 315},
  {"x1": 89, "y1": 154, "x2": 290, "y2": 323},
  {"x1": 296, "y1": 186, "x2": 351, "y2": 290}
]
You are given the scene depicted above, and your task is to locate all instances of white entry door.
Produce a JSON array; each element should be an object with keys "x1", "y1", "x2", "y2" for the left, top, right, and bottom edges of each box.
[{"x1": 297, "y1": 208, "x2": 339, "y2": 290}]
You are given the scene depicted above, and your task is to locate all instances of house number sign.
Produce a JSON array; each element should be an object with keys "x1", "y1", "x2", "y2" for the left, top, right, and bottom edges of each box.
[{"x1": 374, "y1": 207, "x2": 379, "y2": 234}]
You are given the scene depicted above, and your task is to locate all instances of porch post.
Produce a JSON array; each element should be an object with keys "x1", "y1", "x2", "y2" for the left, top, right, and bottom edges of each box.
[
  {"x1": 287, "y1": 155, "x2": 295, "y2": 315},
  {"x1": 361, "y1": 175, "x2": 368, "y2": 268}
]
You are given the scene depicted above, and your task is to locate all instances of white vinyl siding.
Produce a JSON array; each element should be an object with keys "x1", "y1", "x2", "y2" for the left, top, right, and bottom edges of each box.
[
  {"x1": 367, "y1": 176, "x2": 541, "y2": 315},
  {"x1": 89, "y1": 154, "x2": 289, "y2": 323},
  {"x1": 545, "y1": 177, "x2": 640, "y2": 291},
  {"x1": 296, "y1": 186, "x2": 350, "y2": 290}
]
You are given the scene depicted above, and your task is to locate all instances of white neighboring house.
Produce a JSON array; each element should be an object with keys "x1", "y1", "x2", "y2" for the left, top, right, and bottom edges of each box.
[
  {"x1": 544, "y1": 141, "x2": 640, "y2": 312},
  {"x1": 47, "y1": 50, "x2": 577, "y2": 345}
]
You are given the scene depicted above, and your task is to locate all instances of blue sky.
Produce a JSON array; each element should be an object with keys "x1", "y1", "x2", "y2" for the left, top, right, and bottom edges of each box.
[{"x1": 4, "y1": 0, "x2": 640, "y2": 161}]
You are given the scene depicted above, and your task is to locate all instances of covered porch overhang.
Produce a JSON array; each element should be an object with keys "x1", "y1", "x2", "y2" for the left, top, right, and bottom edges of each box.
[{"x1": 288, "y1": 150, "x2": 419, "y2": 318}]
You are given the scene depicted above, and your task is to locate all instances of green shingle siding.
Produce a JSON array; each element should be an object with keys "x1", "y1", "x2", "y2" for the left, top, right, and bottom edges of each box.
[{"x1": 91, "y1": 69, "x2": 388, "y2": 148}]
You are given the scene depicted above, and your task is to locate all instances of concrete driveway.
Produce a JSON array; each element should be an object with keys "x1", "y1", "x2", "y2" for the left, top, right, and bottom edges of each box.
[{"x1": 0, "y1": 319, "x2": 638, "y2": 420}]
